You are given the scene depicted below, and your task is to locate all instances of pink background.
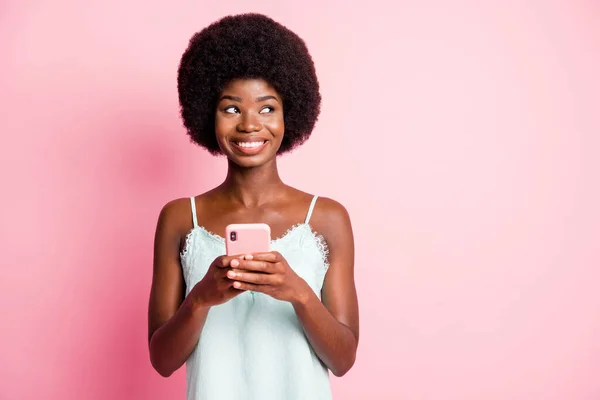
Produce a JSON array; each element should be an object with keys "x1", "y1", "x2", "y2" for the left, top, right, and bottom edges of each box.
[{"x1": 1, "y1": 1, "x2": 599, "y2": 399}]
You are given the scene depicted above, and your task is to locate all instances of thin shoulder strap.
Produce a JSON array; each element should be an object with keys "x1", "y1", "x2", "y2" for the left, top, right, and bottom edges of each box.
[
  {"x1": 304, "y1": 195, "x2": 319, "y2": 224},
  {"x1": 190, "y1": 197, "x2": 199, "y2": 228}
]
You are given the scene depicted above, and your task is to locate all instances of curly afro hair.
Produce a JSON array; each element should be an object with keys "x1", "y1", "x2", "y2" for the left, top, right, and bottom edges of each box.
[{"x1": 177, "y1": 13, "x2": 322, "y2": 155}]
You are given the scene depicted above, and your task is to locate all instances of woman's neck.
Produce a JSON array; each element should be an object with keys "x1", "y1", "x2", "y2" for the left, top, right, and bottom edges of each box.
[{"x1": 219, "y1": 158, "x2": 286, "y2": 208}]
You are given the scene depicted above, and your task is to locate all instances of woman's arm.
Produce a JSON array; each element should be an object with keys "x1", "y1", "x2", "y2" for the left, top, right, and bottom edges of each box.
[
  {"x1": 147, "y1": 200, "x2": 210, "y2": 377},
  {"x1": 292, "y1": 198, "x2": 359, "y2": 377}
]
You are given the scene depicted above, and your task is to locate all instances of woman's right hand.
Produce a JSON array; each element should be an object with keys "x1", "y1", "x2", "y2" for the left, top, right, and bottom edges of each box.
[{"x1": 187, "y1": 255, "x2": 244, "y2": 308}]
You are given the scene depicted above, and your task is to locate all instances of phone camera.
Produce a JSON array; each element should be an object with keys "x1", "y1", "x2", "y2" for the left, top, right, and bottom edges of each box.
[{"x1": 230, "y1": 231, "x2": 237, "y2": 241}]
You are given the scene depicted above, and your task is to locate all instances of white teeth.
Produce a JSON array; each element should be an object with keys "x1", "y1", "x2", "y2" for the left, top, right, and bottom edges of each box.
[{"x1": 236, "y1": 141, "x2": 265, "y2": 148}]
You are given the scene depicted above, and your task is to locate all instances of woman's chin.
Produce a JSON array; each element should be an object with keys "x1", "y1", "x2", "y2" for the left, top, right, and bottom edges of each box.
[
  {"x1": 227, "y1": 153, "x2": 274, "y2": 169},
  {"x1": 223, "y1": 143, "x2": 281, "y2": 169}
]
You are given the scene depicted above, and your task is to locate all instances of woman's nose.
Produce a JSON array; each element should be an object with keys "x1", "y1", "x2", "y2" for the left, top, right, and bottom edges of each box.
[{"x1": 237, "y1": 113, "x2": 262, "y2": 133}]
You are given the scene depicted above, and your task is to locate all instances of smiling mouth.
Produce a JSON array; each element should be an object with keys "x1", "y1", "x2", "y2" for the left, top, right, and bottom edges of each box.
[
  {"x1": 234, "y1": 140, "x2": 267, "y2": 148},
  {"x1": 231, "y1": 140, "x2": 268, "y2": 155}
]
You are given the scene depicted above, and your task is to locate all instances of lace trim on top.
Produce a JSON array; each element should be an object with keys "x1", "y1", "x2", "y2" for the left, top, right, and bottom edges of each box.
[{"x1": 180, "y1": 223, "x2": 329, "y2": 268}]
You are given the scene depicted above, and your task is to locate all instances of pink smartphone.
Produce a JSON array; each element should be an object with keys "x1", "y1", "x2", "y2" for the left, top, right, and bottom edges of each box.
[{"x1": 225, "y1": 223, "x2": 271, "y2": 256}]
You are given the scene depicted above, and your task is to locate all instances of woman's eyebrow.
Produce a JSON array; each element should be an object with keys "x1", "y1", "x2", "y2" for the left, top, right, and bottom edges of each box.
[
  {"x1": 219, "y1": 94, "x2": 279, "y2": 103},
  {"x1": 219, "y1": 95, "x2": 242, "y2": 102},
  {"x1": 256, "y1": 95, "x2": 279, "y2": 103}
]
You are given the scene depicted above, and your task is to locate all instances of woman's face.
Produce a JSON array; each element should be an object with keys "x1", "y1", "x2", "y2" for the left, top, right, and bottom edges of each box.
[{"x1": 215, "y1": 78, "x2": 284, "y2": 168}]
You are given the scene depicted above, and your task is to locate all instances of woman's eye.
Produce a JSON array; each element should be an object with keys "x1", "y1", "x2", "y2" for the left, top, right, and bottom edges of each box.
[
  {"x1": 259, "y1": 106, "x2": 274, "y2": 114},
  {"x1": 224, "y1": 106, "x2": 239, "y2": 114}
]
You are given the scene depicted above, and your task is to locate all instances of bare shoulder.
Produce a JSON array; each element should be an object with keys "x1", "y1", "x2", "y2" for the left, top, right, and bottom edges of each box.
[
  {"x1": 310, "y1": 196, "x2": 353, "y2": 242},
  {"x1": 160, "y1": 197, "x2": 192, "y2": 213},
  {"x1": 156, "y1": 197, "x2": 196, "y2": 241},
  {"x1": 158, "y1": 197, "x2": 192, "y2": 222},
  {"x1": 314, "y1": 196, "x2": 350, "y2": 221}
]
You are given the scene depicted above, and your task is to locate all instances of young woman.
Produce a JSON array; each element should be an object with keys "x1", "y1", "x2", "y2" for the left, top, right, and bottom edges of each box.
[{"x1": 148, "y1": 13, "x2": 359, "y2": 400}]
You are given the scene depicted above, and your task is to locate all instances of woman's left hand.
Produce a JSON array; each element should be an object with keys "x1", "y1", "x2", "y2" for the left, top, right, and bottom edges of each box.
[{"x1": 227, "y1": 252, "x2": 311, "y2": 304}]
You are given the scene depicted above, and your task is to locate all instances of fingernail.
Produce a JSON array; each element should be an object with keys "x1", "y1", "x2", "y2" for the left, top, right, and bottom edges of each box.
[
  {"x1": 231, "y1": 259, "x2": 239, "y2": 267},
  {"x1": 227, "y1": 271, "x2": 236, "y2": 278},
  {"x1": 245, "y1": 254, "x2": 253, "y2": 260},
  {"x1": 233, "y1": 282, "x2": 241, "y2": 288}
]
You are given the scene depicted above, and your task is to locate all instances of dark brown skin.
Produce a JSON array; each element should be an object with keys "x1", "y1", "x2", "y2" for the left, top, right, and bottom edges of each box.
[{"x1": 148, "y1": 78, "x2": 359, "y2": 379}]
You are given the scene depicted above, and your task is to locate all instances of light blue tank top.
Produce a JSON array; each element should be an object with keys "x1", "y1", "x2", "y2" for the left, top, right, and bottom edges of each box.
[{"x1": 180, "y1": 195, "x2": 332, "y2": 400}]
